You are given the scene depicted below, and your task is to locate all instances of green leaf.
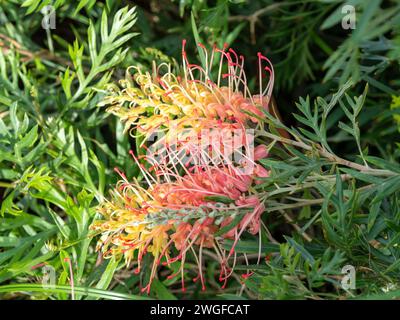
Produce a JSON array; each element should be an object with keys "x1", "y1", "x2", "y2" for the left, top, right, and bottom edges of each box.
[
  {"x1": 95, "y1": 257, "x2": 120, "y2": 291},
  {"x1": 0, "y1": 284, "x2": 150, "y2": 300}
]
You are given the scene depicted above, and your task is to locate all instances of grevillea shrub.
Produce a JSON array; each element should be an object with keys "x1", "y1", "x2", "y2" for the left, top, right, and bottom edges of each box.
[{"x1": 1, "y1": 1, "x2": 400, "y2": 301}]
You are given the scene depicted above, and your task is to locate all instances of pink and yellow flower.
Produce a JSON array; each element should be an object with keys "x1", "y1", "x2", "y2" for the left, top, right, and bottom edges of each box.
[
  {"x1": 93, "y1": 42, "x2": 274, "y2": 294},
  {"x1": 100, "y1": 40, "x2": 274, "y2": 142},
  {"x1": 92, "y1": 159, "x2": 264, "y2": 293}
]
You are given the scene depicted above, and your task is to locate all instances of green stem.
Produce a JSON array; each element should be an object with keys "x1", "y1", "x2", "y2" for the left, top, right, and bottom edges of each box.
[
  {"x1": 0, "y1": 181, "x2": 14, "y2": 188},
  {"x1": 257, "y1": 130, "x2": 397, "y2": 176}
]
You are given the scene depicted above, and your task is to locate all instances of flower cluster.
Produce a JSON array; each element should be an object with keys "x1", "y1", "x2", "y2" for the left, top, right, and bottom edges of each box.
[
  {"x1": 92, "y1": 41, "x2": 274, "y2": 293},
  {"x1": 100, "y1": 41, "x2": 273, "y2": 141}
]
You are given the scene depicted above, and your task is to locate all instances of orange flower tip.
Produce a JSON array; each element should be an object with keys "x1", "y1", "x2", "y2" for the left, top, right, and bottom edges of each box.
[
  {"x1": 134, "y1": 268, "x2": 140, "y2": 274},
  {"x1": 181, "y1": 287, "x2": 187, "y2": 293},
  {"x1": 63, "y1": 257, "x2": 70, "y2": 262},
  {"x1": 113, "y1": 167, "x2": 127, "y2": 179},
  {"x1": 182, "y1": 40, "x2": 187, "y2": 56},
  {"x1": 201, "y1": 286, "x2": 206, "y2": 292},
  {"x1": 197, "y1": 42, "x2": 205, "y2": 49},
  {"x1": 140, "y1": 286, "x2": 150, "y2": 294},
  {"x1": 161, "y1": 261, "x2": 168, "y2": 266},
  {"x1": 241, "y1": 272, "x2": 254, "y2": 279},
  {"x1": 228, "y1": 47, "x2": 238, "y2": 57},
  {"x1": 221, "y1": 284, "x2": 226, "y2": 290},
  {"x1": 258, "y1": 52, "x2": 272, "y2": 65},
  {"x1": 31, "y1": 262, "x2": 46, "y2": 270},
  {"x1": 167, "y1": 274, "x2": 175, "y2": 280}
]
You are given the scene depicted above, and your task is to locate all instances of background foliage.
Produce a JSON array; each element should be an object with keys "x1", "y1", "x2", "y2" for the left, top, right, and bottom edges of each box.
[{"x1": 0, "y1": 0, "x2": 399, "y2": 300}]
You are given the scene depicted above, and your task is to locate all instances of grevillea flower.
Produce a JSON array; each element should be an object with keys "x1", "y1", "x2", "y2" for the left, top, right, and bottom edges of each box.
[
  {"x1": 100, "y1": 40, "x2": 274, "y2": 141},
  {"x1": 93, "y1": 42, "x2": 274, "y2": 294},
  {"x1": 101, "y1": 41, "x2": 274, "y2": 178},
  {"x1": 92, "y1": 152, "x2": 265, "y2": 293}
]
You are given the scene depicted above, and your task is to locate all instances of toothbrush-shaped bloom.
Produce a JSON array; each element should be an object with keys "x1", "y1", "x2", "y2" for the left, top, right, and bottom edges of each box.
[
  {"x1": 92, "y1": 155, "x2": 264, "y2": 293},
  {"x1": 100, "y1": 41, "x2": 274, "y2": 142}
]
